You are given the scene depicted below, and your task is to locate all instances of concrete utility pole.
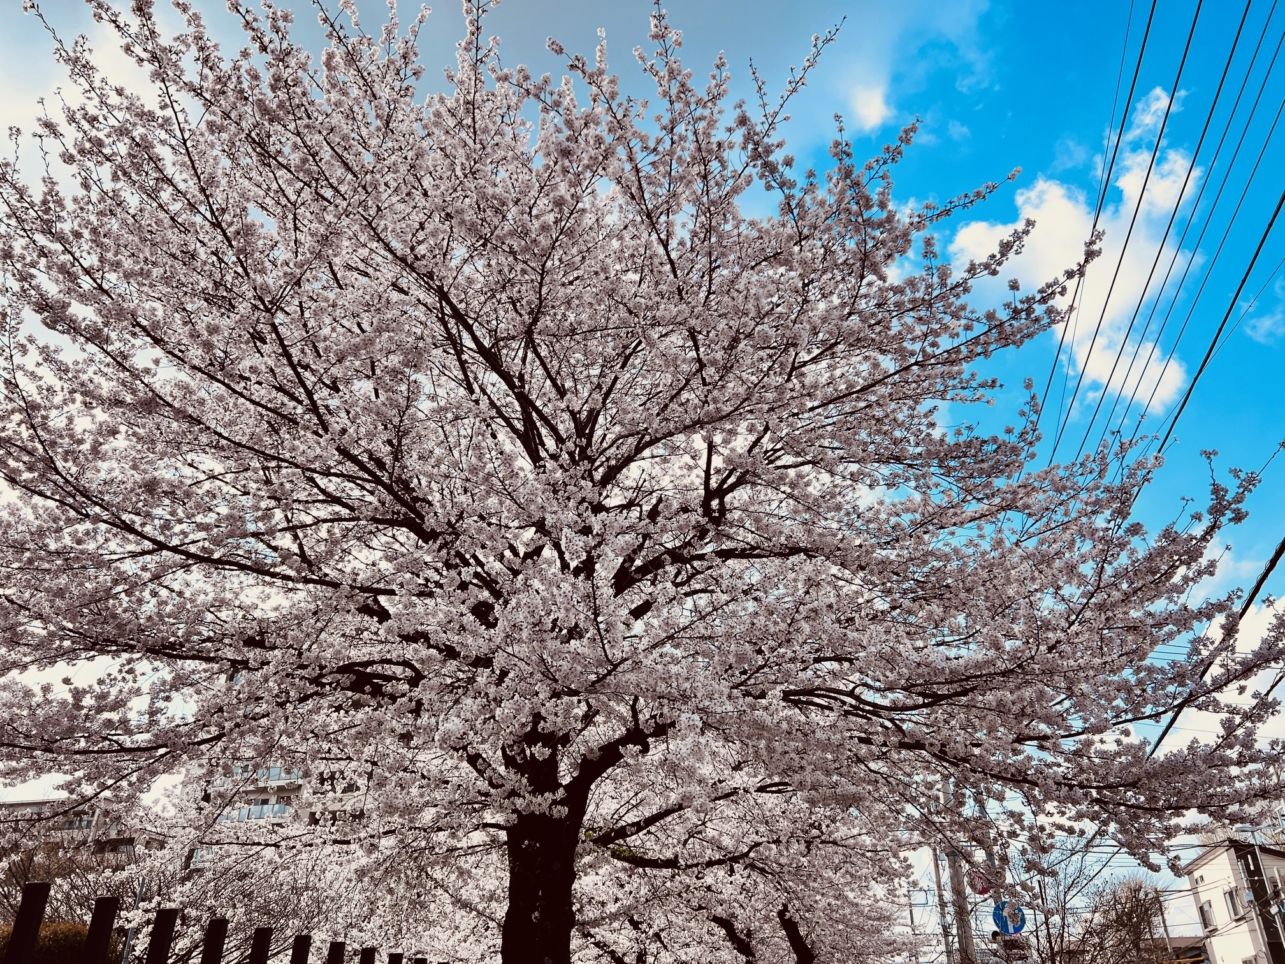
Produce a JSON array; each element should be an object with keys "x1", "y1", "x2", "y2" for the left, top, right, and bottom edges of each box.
[
  {"x1": 933, "y1": 848, "x2": 958, "y2": 964},
  {"x1": 946, "y1": 848, "x2": 979, "y2": 964},
  {"x1": 908, "y1": 889, "x2": 922, "y2": 964},
  {"x1": 1155, "y1": 887, "x2": 1174, "y2": 963}
]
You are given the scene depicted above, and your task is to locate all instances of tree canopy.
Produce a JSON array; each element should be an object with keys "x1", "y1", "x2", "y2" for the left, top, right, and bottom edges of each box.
[{"x1": 0, "y1": 2, "x2": 1282, "y2": 962}]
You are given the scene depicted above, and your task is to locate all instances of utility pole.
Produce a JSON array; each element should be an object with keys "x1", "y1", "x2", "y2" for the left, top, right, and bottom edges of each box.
[
  {"x1": 933, "y1": 848, "x2": 958, "y2": 964},
  {"x1": 1155, "y1": 888, "x2": 1174, "y2": 963},
  {"x1": 946, "y1": 848, "x2": 979, "y2": 964},
  {"x1": 1038, "y1": 878, "x2": 1059, "y2": 964},
  {"x1": 1236, "y1": 840, "x2": 1285, "y2": 964},
  {"x1": 908, "y1": 888, "x2": 922, "y2": 964}
]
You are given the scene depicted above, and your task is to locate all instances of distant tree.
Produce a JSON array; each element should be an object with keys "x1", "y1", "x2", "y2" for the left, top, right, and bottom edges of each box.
[
  {"x1": 1026, "y1": 844, "x2": 1097, "y2": 964},
  {"x1": 1, "y1": 2, "x2": 1284, "y2": 963},
  {"x1": 0, "y1": 834, "x2": 134, "y2": 925},
  {"x1": 1065, "y1": 876, "x2": 1166, "y2": 964}
]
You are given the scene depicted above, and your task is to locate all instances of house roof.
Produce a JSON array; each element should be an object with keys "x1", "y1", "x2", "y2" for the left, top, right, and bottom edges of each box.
[
  {"x1": 1183, "y1": 838, "x2": 1285, "y2": 875},
  {"x1": 1158, "y1": 935, "x2": 1206, "y2": 950}
]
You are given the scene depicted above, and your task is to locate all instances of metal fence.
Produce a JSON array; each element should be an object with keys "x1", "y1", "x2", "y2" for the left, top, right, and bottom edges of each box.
[{"x1": 0, "y1": 882, "x2": 434, "y2": 964}]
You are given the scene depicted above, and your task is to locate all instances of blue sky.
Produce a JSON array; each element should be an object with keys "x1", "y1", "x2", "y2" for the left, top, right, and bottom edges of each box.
[{"x1": 1, "y1": 0, "x2": 1284, "y2": 933}]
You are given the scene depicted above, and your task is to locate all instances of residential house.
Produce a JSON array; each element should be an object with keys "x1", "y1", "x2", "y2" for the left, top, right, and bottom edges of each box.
[{"x1": 1184, "y1": 838, "x2": 1285, "y2": 964}]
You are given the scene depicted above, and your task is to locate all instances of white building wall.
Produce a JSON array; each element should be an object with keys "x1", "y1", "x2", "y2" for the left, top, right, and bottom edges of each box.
[{"x1": 1188, "y1": 843, "x2": 1285, "y2": 964}]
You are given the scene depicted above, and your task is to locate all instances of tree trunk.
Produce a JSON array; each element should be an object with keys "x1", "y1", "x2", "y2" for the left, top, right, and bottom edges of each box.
[
  {"x1": 502, "y1": 811, "x2": 582, "y2": 964},
  {"x1": 497, "y1": 721, "x2": 652, "y2": 963}
]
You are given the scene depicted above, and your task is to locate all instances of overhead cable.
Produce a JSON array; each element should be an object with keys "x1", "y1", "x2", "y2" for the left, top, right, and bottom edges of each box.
[
  {"x1": 1035, "y1": 0, "x2": 1158, "y2": 437},
  {"x1": 1070, "y1": 0, "x2": 1254, "y2": 462},
  {"x1": 1046, "y1": 0, "x2": 1206, "y2": 463}
]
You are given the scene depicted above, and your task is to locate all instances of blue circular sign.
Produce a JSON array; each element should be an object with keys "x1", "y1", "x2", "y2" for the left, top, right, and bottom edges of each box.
[{"x1": 993, "y1": 901, "x2": 1026, "y2": 935}]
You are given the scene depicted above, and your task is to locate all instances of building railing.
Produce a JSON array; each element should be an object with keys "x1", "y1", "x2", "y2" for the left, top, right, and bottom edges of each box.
[
  {"x1": 209, "y1": 767, "x2": 301, "y2": 789},
  {"x1": 215, "y1": 803, "x2": 291, "y2": 823}
]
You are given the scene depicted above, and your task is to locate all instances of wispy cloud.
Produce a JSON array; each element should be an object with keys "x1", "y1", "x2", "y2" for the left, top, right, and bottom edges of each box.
[
  {"x1": 1244, "y1": 278, "x2": 1285, "y2": 344},
  {"x1": 951, "y1": 86, "x2": 1198, "y2": 420},
  {"x1": 1247, "y1": 308, "x2": 1285, "y2": 344},
  {"x1": 1049, "y1": 136, "x2": 1090, "y2": 173},
  {"x1": 835, "y1": 0, "x2": 992, "y2": 133}
]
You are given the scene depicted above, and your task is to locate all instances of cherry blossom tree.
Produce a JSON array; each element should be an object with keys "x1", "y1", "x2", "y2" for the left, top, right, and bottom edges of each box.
[{"x1": 1, "y1": 2, "x2": 1283, "y2": 962}]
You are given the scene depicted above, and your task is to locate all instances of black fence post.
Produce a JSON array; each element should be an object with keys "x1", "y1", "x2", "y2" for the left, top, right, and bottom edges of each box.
[
  {"x1": 325, "y1": 941, "x2": 345, "y2": 964},
  {"x1": 2, "y1": 881, "x2": 52, "y2": 964},
  {"x1": 357, "y1": 949, "x2": 375, "y2": 964},
  {"x1": 143, "y1": 909, "x2": 180, "y2": 964},
  {"x1": 199, "y1": 918, "x2": 228, "y2": 964},
  {"x1": 82, "y1": 896, "x2": 121, "y2": 964},
  {"x1": 289, "y1": 936, "x2": 311, "y2": 964},
  {"x1": 386, "y1": 954, "x2": 403, "y2": 964},
  {"x1": 410, "y1": 957, "x2": 425, "y2": 964},
  {"x1": 247, "y1": 929, "x2": 272, "y2": 964}
]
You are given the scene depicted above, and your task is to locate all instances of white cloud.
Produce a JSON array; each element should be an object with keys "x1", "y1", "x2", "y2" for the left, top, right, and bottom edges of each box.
[
  {"x1": 1244, "y1": 278, "x2": 1285, "y2": 344},
  {"x1": 1050, "y1": 136, "x2": 1090, "y2": 173},
  {"x1": 834, "y1": 0, "x2": 991, "y2": 134},
  {"x1": 948, "y1": 119, "x2": 971, "y2": 141},
  {"x1": 951, "y1": 87, "x2": 1197, "y2": 421},
  {"x1": 1247, "y1": 307, "x2": 1285, "y2": 344},
  {"x1": 850, "y1": 83, "x2": 893, "y2": 132}
]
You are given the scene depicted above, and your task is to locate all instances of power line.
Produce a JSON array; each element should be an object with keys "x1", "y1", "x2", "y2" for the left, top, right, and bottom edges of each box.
[
  {"x1": 1070, "y1": 0, "x2": 1255, "y2": 462},
  {"x1": 1130, "y1": 24, "x2": 1285, "y2": 446},
  {"x1": 985, "y1": 6, "x2": 1285, "y2": 911},
  {"x1": 1107, "y1": 1, "x2": 1282, "y2": 449},
  {"x1": 1207, "y1": 252, "x2": 1285, "y2": 360},
  {"x1": 1152, "y1": 190, "x2": 1285, "y2": 451},
  {"x1": 1046, "y1": 0, "x2": 1206, "y2": 462},
  {"x1": 1102, "y1": 0, "x2": 1281, "y2": 452},
  {"x1": 1036, "y1": 0, "x2": 1157, "y2": 437}
]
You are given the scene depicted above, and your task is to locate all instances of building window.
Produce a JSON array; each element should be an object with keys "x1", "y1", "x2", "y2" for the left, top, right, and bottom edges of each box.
[
  {"x1": 215, "y1": 797, "x2": 291, "y2": 823},
  {"x1": 1199, "y1": 900, "x2": 1216, "y2": 931},
  {"x1": 1226, "y1": 889, "x2": 1245, "y2": 918},
  {"x1": 94, "y1": 837, "x2": 135, "y2": 855},
  {"x1": 190, "y1": 847, "x2": 218, "y2": 868},
  {"x1": 58, "y1": 811, "x2": 94, "y2": 831}
]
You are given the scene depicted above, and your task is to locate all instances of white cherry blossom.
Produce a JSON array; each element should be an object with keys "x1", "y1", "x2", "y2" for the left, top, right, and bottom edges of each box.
[{"x1": 0, "y1": 3, "x2": 1281, "y2": 962}]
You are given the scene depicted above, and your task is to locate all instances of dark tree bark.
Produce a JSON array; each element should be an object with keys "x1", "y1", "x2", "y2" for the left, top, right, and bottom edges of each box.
[
  {"x1": 777, "y1": 906, "x2": 816, "y2": 964},
  {"x1": 497, "y1": 720, "x2": 664, "y2": 964},
  {"x1": 711, "y1": 916, "x2": 757, "y2": 959},
  {"x1": 502, "y1": 811, "x2": 583, "y2": 964}
]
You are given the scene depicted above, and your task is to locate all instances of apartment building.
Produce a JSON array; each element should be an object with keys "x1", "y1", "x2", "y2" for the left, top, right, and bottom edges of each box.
[
  {"x1": 0, "y1": 797, "x2": 138, "y2": 855},
  {"x1": 204, "y1": 765, "x2": 365, "y2": 825},
  {"x1": 209, "y1": 765, "x2": 301, "y2": 824},
  {"x1": 189, "y1": 765, "x2": 366, "y2": 868},
  {"x1": 1, "y1": 767, "x2": 366, "y2": 872}
]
